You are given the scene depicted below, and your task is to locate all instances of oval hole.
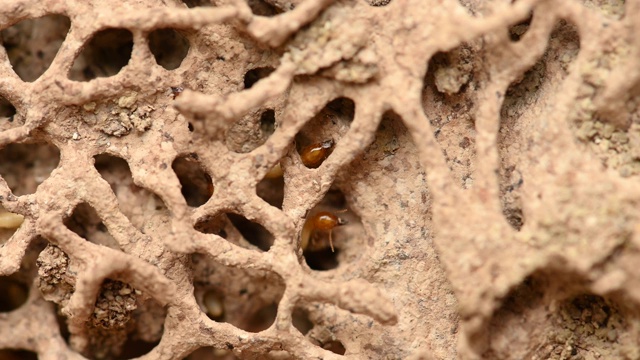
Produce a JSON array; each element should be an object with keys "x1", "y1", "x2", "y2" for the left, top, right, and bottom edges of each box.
[
  {"x1": 148, "y1": 28, "x2": 189, "y2": 70},
  {"x1": 0, "y1": 95, "x2": 17, "y2": 127},
  {"x1": 243, "y1": 67, "x2": 275, "y2": 89},
  {"x1": 172, "y1": 154, "x2": 213, "y2": 207},
  {"x1": 0, "y1": 14, "x2": 70, "y2": 82},
  {"x1": 69, "y1": 28, "x2": 133, "y2": 81}
]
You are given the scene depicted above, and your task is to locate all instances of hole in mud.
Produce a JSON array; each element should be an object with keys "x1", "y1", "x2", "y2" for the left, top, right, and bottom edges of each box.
[
  {"x1": 0, "y1": 14, "x2": 71, "y2": 82},
  {"x1": 323, "y1": 341, "x2": 346, "y2": 355},
  {"x1": 0, "y1": 142, "x2": 60, "y2": 196},
  {"x1": 0, "y1": 96, "x2": 16, "y2": 118},
  {"x1": 63, "y1": 202, "x2": 120, "y2": 249},
  {"x1": 227, "y1": 213, "x2": 273, "y2": 251},
  {"x1": 185, "y1": 347, "x2": 238, "y2": 359},
  {"x1": 64, "y1": 279, "x2": 166, "y2": 360},
  {"x1": 485, "y1": 271, "x2": 635, "y2": 360},
  {"x1": 94, "y1": 154, "x2": 169, "y2": 232},
  {"x1": 226, "y1": 108, "x2": 277, "y2": 153},
  {"x1": 117, "y1": 339, "x2": 160, "y2": 360},
  {"x1": 194, "y1": 214, "x2": 228, "y2": 238},
  {"x1": 260, "y1": 109, "x2": 276, "y2": 133},
  {"x1": 182, "y1": 0, "x2": 212, "y2": 7},
  {"x1": 247, "y1": 0, "x2": 280, "y2": 17},
  {"x1": 172, "y1": 154, "x2": 213, "y2": 207},
  {"x1": 192, "y1": 253, "x2": 285, "y2": 333},
  {"x1": 508, "y1": 12, "x2": 532, "y2": 42},
  {"x1": 0, "y1": 96, "x2": 19, "y2": 132},
  {"x1": 295, "y1": 97, "x2": 355, "y2": 169},
  {"x1": 195, "y1": 213, "x2": 274, "y2": 252},
  {"x1": 0, "y1": 350, "x2": 38, "y2": 360},
  {"x1": 292, "y1": 307, "x2": 314, "y2": 335},
  {"x1": 302, "y1": 189, "x2": 362, "y2": 271},
  {"x1": 69, "y1": 28, "x2": 133, "y2": 81},
  {"x1": 243, "y1": 67, "x2": 275, "y2": 89},
  {"x1": 0, "y1": 237, "x2": 47, "y2": 312},
  {"x1": 0, "y1": 276, "x2": 29, "y2": 312},
  {"x1": 148, "y1": 28, "x2": 190, "y2": 70}
]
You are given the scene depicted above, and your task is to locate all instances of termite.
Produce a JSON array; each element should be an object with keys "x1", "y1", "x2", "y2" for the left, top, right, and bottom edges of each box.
[
  {"x1": 300, "y1": 139, "x2": 334, "y2": 168},
  {"x1": 301, "y1": 211, "x2": 347, "y2": 252},
  {"x1": 0, "y1": 211, "x2": 24, "y2": 229},
  {"x1": 203, "y1": 289, "x2": 224, "y2": 321},
  {"x1": 264, "y1": 162, "x2": 283, "y2": 179}
]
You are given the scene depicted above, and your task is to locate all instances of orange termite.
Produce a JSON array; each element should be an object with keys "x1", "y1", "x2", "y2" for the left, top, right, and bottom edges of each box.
[
  {"x1": 300, "y1": 139, "x2": 334, "y2": 168},
  {"x1": 301, "y1": 211, "x2": 347, "y2": 252}
]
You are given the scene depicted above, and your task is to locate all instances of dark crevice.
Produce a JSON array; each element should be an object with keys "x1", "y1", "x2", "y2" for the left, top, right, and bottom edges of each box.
[
  {"x1": 69, "y1": 28, "x2": 133, "y2": 81},
  {"x1": 182, "y1": 0, "x2": 213, "y2": 8},
  {"x1": 0, "y1": 275, "x2": 29, "y2": 312},
  {"x1": 0, "y1": 96, "x2": 17, "y2": 119},
  {"x1": 172, "y1": 154, "x2": 213, "y2": 207},
  {"x1": 247, "y1": 0, "x2": 280, "y2": 17},
  {"x1": 148, "y1": 28, "x2": 189, "y2": 70},
  {"x1": 0, "y1": 350, "x2": 38, "y2": 360},
  {"x1": 508, "y1": 12, "x2": 532, "y2": 42},
  {"x1": 292, "y1": 307, "x2": 314, "y2": 335},
  {"x1": 322, "y1": 341, "x2": 346, "y2": 355},
  {"x1": 0, "y1": 14, "x2": 71, "y2": 82},
  {"x1": 226, "y1": 213, "x2": 273, "y2": 251},
  {"x1": 243, "y1": 67, "x2": 275, "y2": 89},
  {"x1": 195, "y1": 213, "x2": 274, "y2": 252},
  {"x1": 0, "y1": 143, "x2": 60, "y2": 196}
]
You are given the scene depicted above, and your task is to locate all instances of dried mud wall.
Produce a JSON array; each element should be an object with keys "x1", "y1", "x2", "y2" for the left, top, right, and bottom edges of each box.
[{"x1": 1, "y1": 0, "x2": 640, "y2": 359}]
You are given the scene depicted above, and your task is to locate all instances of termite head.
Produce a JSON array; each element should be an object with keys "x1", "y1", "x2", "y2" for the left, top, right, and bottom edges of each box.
[{"x1": 301, "y1": 210, "x2": 347, "y2": 252}]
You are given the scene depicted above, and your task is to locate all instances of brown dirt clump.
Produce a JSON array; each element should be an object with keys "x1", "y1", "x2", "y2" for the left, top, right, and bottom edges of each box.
[{"x1": 1, "y1": 0, "x2": 640, "y2": 359}]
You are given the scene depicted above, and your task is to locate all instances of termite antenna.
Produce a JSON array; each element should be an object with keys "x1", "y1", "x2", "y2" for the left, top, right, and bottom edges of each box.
[{"x1": 329, "y1": 230, "x2": 335, "y2": 252}]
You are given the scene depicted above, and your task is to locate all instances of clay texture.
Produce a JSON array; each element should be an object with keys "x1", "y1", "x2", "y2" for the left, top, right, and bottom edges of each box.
[{"x1": 1, "y1": 0, "x2": 640, "y2": 359}]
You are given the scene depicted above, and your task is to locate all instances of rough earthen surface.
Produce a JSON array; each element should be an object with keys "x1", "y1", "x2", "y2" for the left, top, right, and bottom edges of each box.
[{"x1": 1, "y1": 0, "x2": 640, "y2": 359}]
